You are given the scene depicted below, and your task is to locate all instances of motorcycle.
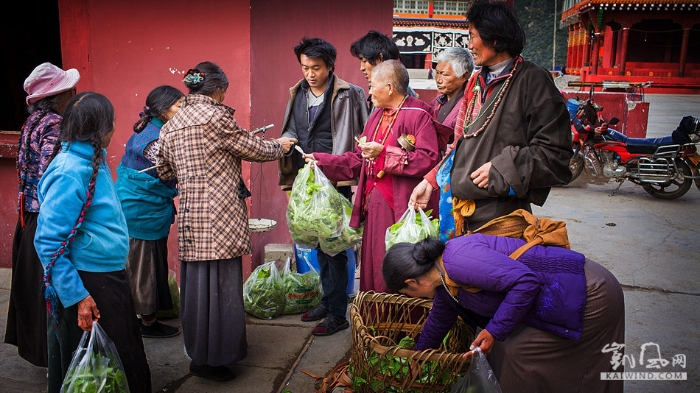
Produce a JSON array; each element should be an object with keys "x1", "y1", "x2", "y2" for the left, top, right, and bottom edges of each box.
[{"x1": 569, "y1": 99, "x2": 700, "y2": 200}]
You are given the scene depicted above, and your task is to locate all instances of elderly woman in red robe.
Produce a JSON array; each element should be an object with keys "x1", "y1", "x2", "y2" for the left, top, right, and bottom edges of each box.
[{"x1": 303, "y1": 60, "x2": 450, "y2": 293}]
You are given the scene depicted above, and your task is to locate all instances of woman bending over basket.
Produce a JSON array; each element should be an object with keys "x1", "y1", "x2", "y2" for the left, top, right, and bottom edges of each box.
[{"x1": 382, "y1": 234, "x2": 625, "y2": 393}]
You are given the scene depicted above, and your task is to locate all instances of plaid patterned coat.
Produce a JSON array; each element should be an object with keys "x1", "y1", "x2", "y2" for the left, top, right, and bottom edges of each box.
[{"x1": 157, "y1": 94, "x2": 284, "y2": 261}]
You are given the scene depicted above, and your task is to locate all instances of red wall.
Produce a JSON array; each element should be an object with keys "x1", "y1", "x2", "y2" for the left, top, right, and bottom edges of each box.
[
  {"x1": 3, "y1": 0, "x2": 393, "y2": 280},
  {"x1": 247, "y1": 1, "x2": 393, "y2": 276}
]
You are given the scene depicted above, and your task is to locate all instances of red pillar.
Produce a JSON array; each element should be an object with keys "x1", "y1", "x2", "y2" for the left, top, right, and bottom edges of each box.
[
  {"x1": 619, "y1": 27, "x2": 629, "y2": 76},
  {"x1": 615, "y1": 28, "x2": 624, "y2": 68},
  {"x1": 582, "y1": 28, "x2": 590, "y2": 67},
  {"x1": 591, "y1": 28, "x2": 600, "y2": 75},
  {"x1": 679, "y1": 27, "x2": 689, "y2": 77}
]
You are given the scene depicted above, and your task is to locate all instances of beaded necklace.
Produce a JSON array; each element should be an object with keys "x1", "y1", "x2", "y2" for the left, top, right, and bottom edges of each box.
[
  {"x1": 462, "y1": 57, "x2": 521, "y2": 139},
  {"x1": 366, "y1": 95, "x2": 408, "y2": 178}
]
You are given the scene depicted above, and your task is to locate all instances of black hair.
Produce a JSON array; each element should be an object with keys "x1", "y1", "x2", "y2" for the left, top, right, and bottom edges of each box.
[
  {"x1": 382, "y1": 238, "x2": 445, "y2": 291},
  {"x1": 294, "y1": 37, "x2": 337, "y2": 71},
  {"x1": 42, "y1": 92, "x2": 115, "y2": 321},
  {"x1": 133, "y1": 85, "x2": 184, "y2": 133},
  {"x1": 371, "y1": 60, "x2": 409, "y2": 95},
  {"x1": 467, "y1": 0, "x2": 525, "y2": 56},
  {"x1": 183, "y1": 61, "x2": 229, "y2": 96},
  {"x1": 350, "y1": 30, "x2": 401, "y2": 65}
]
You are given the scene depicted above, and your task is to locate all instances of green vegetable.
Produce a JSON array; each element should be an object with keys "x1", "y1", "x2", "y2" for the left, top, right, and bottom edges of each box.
[
  {"x1": 385, "y1": 208, "x2": 439, "y2": 250},
  {"x1": 243, "y1": 262, "x2": 285, "y2": 319},
  {"x1": 287, "y1": 164, "x2": 346, "y2": 241},
  {"x1": 319, "y1": 196, "x2": 363, "y2": 256},
  {"x1": 61, "y1": 354, "x2": 128, "y2": 393},
  {"x1": 281, "y1": 268, "x2": 321, "y2": 315}
]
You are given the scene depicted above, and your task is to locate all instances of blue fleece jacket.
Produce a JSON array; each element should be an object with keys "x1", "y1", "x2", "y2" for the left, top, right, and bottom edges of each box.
[{"x1": 35, "y1": 141, "x2": 129, "y2": 308}]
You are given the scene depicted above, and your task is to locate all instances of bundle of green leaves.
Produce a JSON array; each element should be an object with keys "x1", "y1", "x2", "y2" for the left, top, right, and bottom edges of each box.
[
  {"x1": 385, "y1": 208, "x2": 440, "y2": 250},
  {"x1": 61, "y1": 354, "x2": 128, "y2": 393},
  {"x1": 282, "y1": 269, "x2": 322, "y2": 315},
  {"x1": 287, "y1": 164, "x2": 346, "y2": 242},
  {"x1": 243, "y1": 262, "x2": 285, "y2": 319},
  {"x1": 319, "y1": 196, "x2": 363, "y2": 256}
]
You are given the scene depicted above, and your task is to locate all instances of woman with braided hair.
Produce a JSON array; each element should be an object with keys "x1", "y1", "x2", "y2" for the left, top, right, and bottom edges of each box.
[
  {"x1": 34, "y1": 92, "x2": 151, "y2": 393},
  {"x1": 5, "y1": 62, "x2": 79, "y2": 368}
]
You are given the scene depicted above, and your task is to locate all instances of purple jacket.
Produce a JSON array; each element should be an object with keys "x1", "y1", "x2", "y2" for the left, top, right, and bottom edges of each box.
[{"x1": 415, "y1": 234, "x2": 586, "y2": 350}]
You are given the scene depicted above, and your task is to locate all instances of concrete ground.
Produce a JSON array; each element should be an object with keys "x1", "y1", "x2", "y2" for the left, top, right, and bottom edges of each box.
[{"x1": 1, "y1": 92, "x2": 699, "y2": 393}]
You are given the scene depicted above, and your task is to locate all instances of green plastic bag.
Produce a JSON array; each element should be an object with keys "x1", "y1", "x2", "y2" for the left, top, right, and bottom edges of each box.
[
  {"x1": 319, "y1": 195, "x2": 363, "y2": 256},
  {"x1": 385, "y1": 207, "x2": 439, "y2": 250},
  {"x1": 287, "y1": 163, "x2": 346, "y2": 242},
  {"x1": 281, "y1": 257, "x2": 322, "y2": 315},
  {"x1": 243, "y1": 261, "x2": 285, "y2": 319},
  {"x1": 61, "y1": 321, "x2": 130, "y2": 393}
]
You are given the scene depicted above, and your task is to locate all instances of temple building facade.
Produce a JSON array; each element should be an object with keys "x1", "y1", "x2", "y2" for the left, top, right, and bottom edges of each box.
[{"x1": 561, "y1": 0, "x2": 700, "y2": 93}]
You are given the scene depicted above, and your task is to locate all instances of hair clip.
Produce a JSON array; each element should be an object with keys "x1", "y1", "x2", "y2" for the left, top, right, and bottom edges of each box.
[{"x1": 183, "y1": 69, "x2": 205, "y2": 84}]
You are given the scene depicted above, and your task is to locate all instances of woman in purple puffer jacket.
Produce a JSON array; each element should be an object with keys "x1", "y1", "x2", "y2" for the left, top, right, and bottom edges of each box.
[{"x1": 382, "y1": 234, "x2": 624, "y2": 393}]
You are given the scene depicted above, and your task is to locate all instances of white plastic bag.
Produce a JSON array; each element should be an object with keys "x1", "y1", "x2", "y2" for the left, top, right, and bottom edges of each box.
[
  {"x1": 385, "y1": 207, "x2": 439, "y2": 250},
  {"x1": 60, "y1": 321, "x2": 130, "y2": 393},
  {"x1": 450, "y1": 347, "x2": 502, "y2": 393}
]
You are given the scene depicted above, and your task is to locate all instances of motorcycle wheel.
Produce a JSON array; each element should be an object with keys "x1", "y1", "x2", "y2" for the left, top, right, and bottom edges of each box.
[
  {"x1": 569, "y1": 154, "x2": 585, "y2": 181},
  {"x1": 642, "y1": 158, "x2": 693, "y2": 199}
]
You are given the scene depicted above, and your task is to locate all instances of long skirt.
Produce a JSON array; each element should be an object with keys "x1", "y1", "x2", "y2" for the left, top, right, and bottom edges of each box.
[
  {"x1": 358, "y1": 188, "x2": 395, "y2": 294},
  {"x1": 4, "y1": 212, "x2": 48, "y2": 367},
  {"x1": 125, "y1": 236, "x2": 174, "y2": 316},
  {"x1": 487, "y1": 258, "x2": 625, "y2": 393},
  {"x1": 47, "y1": 270, "x2": 151, "y2": 393},
  {"x1": 180, "y1": 258, "x2": 247, "y2": 366}
]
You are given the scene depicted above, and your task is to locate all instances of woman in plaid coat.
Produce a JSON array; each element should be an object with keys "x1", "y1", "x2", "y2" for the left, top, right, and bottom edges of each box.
[{"x1": 157, "y1": 61, "x2": 296, "y2": 382}]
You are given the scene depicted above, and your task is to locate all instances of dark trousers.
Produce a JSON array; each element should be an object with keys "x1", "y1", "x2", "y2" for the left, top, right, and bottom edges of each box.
[{"x1": 317, "y1": 248, "x2": 349, "y2": 320}]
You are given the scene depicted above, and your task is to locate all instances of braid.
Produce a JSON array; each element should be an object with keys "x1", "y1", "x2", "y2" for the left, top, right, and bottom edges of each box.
[{"x1": 43, "y1": 137, "x2": 104, "y2": 324}]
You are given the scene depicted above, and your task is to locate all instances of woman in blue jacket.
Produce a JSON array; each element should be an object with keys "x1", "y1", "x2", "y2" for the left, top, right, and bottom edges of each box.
[
  {"x1": 382, "y1": 234, "x2": 624, "y2": 393},
  {"x1": 115, "y1": 85, "x2": 183, "y2": 338},
  {"x1": 34, "y1": 92, "x2": 151, "y2": 393}
]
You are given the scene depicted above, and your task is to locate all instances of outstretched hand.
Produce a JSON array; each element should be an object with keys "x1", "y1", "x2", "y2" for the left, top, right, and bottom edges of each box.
[{"x1": 277, "y1": 137, "x2": 298, "y2": 153}]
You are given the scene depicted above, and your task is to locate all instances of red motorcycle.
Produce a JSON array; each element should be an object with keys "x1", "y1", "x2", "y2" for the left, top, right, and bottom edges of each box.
[{"x1": 569, "y1": 99, "x2": 700, "y2": 199}]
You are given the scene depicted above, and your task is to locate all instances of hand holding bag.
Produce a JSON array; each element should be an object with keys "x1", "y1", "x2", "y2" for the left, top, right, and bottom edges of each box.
[{"x1": 450, "y1": 347, "x2": 502, "y2": 393}]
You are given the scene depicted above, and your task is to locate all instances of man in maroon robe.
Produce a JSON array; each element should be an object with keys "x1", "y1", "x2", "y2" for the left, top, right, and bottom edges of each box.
[{"x1": 304, "y1": 60, "x2": 451, "y2": 293}]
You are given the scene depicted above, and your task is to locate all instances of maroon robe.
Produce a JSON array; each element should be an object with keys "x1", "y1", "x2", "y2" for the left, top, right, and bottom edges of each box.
[{"x1": 314, "y1": 96, "x2": 448, "y2": 293}]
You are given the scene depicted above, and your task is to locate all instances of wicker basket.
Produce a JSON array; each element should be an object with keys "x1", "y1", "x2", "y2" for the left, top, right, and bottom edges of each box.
[{"x1": 349, "y1": 291, "x2": 473, "y2": 393}]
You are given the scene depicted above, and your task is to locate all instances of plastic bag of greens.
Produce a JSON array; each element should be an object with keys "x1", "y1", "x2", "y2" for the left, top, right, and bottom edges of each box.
[
  {"x1": 385, "y1": 207, "x2": 439, "y2": 250},
  {"x1": 61, "y1": 321, "x2": 130, "y2": 393},
  {"x1": 449, "y1": 347, "x2": 502, "y2": 393},
  {"x1": 243, "y1": 261, "x2": 285, "y2": 319},
  {"x1": 287, "y1": 163, "x2": 346, "y2": 240},
  {"x1": 319, "y1": 194, "x2": 363, "y2": 256},
  {"x1": 281, "y1": 257, "x2": 322, "y2": 315}
]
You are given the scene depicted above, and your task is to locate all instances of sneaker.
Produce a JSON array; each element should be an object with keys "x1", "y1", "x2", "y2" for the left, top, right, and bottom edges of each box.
[
  {"x1": 189, "y1": 361, "x2": 236, "y2": 382},
  {"x1": 140, "y1": 320, "x2": 181, "y2": 338},
  {"x1": 301, "y1": 304, "x2": 328, "y2": 322},
  {"x1": 312, "y1": 315, "x2": 349, "y2": 336}
]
